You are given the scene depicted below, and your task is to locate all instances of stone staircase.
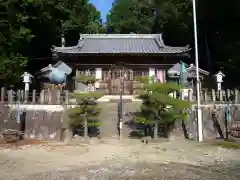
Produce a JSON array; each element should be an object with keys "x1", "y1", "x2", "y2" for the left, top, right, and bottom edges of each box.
[
  {"x1": 98, "y1": 102, "x2": 142, "y2": 139},
  {"x1": 122, "y1": 102, "x2": 142, "y2": 138},
  {"x1": 98, "y1": 103, "x2": 119, "y2": 139}
]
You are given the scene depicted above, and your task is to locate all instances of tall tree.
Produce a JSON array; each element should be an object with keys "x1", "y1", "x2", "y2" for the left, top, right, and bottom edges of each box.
[
  {"x1": 0, "y1": 0, "x2": 105, "y2": 85},
  {"x1": 198, "y1": 0, "x2": 240, "y2": 87},
  {"x1": 0, "y1": 0, "x2": 34, "y2": 84},
  {"x1": 107, "y1": 0, "x2": 156, "y2": 33},
  {"x1": 152, "y1": 0, "x2": 193, "y2": 46},
  {"x1": 107, "y1": 0, "x2": 193, "y2": 46}
]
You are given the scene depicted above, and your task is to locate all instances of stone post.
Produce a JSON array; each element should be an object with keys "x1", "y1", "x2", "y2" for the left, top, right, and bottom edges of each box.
[
  {"x1": 234, "y1": 89, "x2": 238, "y2": 104},
  {"x1": 227, "y1": 89, "x2": 231, "y2": 101},
  {"x1": 219, "y1": 90, "x2": 223, "y2": 101},
  {"x1": 64, "y1": 90, "x2": 69, "y2": 105},
  {"x1": 84, "y1": 113, "x2": 88, "y2": 141},
  {"x1": 40, "y1": 90, "x2": 44, "y2": 104},
  {"x1": 204, "y1": 89, "x2": 208, "y2": 102},
  {"x1": 1, "y1": 87, "x2": 5, "y2": 102},
  {"x1": 24, "y1": 90, "x2": 29, "y2": 103},
  {"x1": 56, "y1": 90, "x2": 61, "y2": 104},
  {"x1": 7, "y1": 90, "x2": 13, "y2": 104},
  {"x1": 47, "y1": 88, "x2": 52, "y2": 104},
  {"x1": 32, "y1": 90, "x2": 36, "y2": 104},
  {"x1": 17, "y1": 89, "x2": 21, "y2": 102},
  {"x1": 212, "y1": 89, "x2": 216, "y2": 102},
  {"x1": 188, "y1": 89, "x2": 194, "y2": 139}
]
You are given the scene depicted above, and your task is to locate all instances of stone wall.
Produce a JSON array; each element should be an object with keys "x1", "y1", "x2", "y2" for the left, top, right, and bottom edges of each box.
[
  {"x1": 0, "y1": 103, "x2": 64, "y2": 141},
  {"x1": 186, "y1": 104, "x2": 240, "y2": 139},
  {"x1": 1, "y1": 101, "x2": 240, "y2": 141}
]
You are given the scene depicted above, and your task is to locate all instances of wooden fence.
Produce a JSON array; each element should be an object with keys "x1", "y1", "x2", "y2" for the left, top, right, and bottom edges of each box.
[{"x1": 0, "y1": 87, "x2": 240, "y2": 104}]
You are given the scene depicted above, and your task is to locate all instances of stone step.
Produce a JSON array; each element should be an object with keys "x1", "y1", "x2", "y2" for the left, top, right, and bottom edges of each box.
[{"x1": 98, "y1": 103, "x2": 119, "y2": 138}]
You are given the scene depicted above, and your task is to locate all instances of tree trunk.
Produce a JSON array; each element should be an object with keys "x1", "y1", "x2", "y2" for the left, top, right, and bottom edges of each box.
[
  {"x1": 153, "y1": 121, "x2": 158, "y2": 138},
  {"x1": 84, "y1": 115, "x2": 88, "y2": 140},
  {"x1": 62, "y1": 128, "x2": 73, "y2": 143},
  {"x1": 164, "y1": 122, "x2": 168, "y2": 138}
]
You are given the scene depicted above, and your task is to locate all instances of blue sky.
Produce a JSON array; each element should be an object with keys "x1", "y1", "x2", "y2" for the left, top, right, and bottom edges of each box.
[{"x1": 90, "y1": 0, "x2": 114, "y2": 22}]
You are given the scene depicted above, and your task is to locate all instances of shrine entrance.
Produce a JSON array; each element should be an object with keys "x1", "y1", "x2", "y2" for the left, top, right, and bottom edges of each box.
[{"x1": 108, "y1": 66, "x2": 133, "y2": 95}]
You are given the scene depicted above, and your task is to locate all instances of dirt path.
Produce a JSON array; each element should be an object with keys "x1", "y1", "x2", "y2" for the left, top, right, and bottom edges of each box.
[{"x1": 0, "y1": 139, "x2": 239, "y2": 180}]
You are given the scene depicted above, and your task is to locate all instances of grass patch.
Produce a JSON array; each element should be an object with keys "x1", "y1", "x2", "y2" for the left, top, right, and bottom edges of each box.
[{"x1": 212, "y1": 140, "x2": 240, "y2": 149}]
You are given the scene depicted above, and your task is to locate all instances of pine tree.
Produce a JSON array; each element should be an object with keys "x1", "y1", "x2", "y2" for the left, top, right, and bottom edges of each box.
[
  {"x1": 134, "y1": 76, "x2": 191, "y2": 138},
  {"x1": 67, "y1": 75, "x2": 104, "y2": 140}
]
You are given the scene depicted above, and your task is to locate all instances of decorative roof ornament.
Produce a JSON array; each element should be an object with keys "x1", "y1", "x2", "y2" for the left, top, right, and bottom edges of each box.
[
  {"x1": 36, "y1": 61, "x2": 72, "y2": 85},
  {"x1": 167, "y1": 63, "x2": 181, "y2": 78}
]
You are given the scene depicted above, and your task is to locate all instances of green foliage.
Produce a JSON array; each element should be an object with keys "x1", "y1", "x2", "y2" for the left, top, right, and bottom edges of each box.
[
  {"x1": 107, "y1": 0, "x2": 240, "y2": 86},
  {"x1": 67, "y1": 91, "x2": 104, "y2": 129},
  {"x1": 0, "y1": 0, "x2": 105, "y2": 84},
  {"x1": 107, "y1": 0, "x2": 192, "y2": 45},
  {"x1": 0, "y1": 0, "x2": 33, "y2": 83},
  {"x1": 107, "y1": 0, "x2": 156, "y2": 33},
  {"x1": 135, "y1": 81, "x2": 191, "y2": 126},
  {"x1": 135, "y1": 76, "x2": 155, "y2": 84},
  {"x1": 73, "y1": 75, "x2": 96, "y2": 84}
]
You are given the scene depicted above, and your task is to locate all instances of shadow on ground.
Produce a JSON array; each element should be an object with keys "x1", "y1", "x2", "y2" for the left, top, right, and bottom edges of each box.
[{"x1": 21, "y1": 161, "x2": 240, "y2": 180}]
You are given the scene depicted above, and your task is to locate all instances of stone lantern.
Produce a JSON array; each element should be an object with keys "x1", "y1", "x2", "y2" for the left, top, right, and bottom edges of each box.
[
  {"x1": 21, "y1": 72, "x2": 33, "y2": 91},
  {"x1": 214, "y1": 71, "x2": 225, "y2": 90}
]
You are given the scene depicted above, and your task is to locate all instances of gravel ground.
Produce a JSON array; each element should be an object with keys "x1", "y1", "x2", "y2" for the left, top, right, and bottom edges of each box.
[{"x1": 0, "y1": 139, "x2": 239, "y2": 180}]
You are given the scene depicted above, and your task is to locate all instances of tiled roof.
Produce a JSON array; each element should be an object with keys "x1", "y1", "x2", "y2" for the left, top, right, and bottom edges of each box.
[
  {"x1": 52, "y1": 34, "x2": 190, "y2": 55},
  {"x1": 167, "y1": 63, "x2": 209, "y2": 75}
]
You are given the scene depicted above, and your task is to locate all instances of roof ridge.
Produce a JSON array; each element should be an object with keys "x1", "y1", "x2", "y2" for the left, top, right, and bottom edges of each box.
[
  {"x1": 77, "y1": 35, "x2": 85, "y2": 49},
  {"x1": 153, "y1": 34, "x2": 165, "y2": 49},
  {"x1": 80, "y1": 34, "x2": 162, "y2": 39}
]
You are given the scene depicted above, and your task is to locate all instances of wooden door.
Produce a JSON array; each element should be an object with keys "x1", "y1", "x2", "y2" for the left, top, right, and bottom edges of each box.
[
  {"x1": 109, "y1": 69, "x2": 121, "y2": 95},
  {"x1": 108, "y1": 68, "x2": 133, "y2": 95}
]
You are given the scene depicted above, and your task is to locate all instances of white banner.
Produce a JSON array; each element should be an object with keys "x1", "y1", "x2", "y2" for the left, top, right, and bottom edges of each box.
[
  {"x1": 149, "y1": 68, "x2": 155, "y2": 77},
  {"x1": 95, "y1": 68, "x2": 102, "y2": 80}
]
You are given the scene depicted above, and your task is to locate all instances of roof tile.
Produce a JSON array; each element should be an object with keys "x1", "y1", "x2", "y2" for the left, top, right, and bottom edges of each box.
[{"x1": 53, "y1": 34, "x2": 190, "y2": 54}]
